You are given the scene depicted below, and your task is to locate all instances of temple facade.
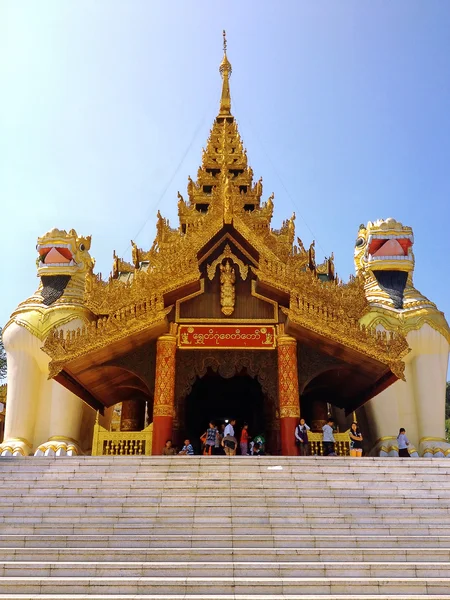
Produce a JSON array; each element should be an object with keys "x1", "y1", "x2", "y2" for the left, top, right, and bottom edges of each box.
[{"x1": 1, "y1": 36, "x2": 448, "y2": 458}]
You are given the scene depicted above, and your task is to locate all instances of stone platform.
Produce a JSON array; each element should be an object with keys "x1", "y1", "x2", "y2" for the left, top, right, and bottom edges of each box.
[{"x1": 0, "y1": 455, "x2": 449, "y2": 598}]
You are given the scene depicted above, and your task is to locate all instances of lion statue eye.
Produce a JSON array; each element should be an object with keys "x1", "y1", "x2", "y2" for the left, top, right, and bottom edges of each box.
[
  {"x1": 79, "y1": 244, "x2": 85, "y2": 251},
  {"x1": 355, "y1": 237, "x2": 365, "y2": 248}
]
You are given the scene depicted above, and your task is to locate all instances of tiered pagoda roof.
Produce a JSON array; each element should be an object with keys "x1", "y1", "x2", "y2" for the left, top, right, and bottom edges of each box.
[{"x1": 43, "y1": 34, "x2": 409, "y2": 411}]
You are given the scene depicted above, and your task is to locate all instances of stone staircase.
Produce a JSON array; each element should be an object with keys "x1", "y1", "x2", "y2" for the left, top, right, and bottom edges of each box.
[{"x1": 0, "y1": 456, "x2": 449, "y2": 599}]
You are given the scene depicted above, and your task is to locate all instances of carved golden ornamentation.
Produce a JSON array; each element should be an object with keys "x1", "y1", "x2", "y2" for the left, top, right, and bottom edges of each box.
[
  {"x1": 284, "y1": 293, "x2": 409, "y2": 380},
  {"x1": 219, "y1": 261, "x2": 236, "y2": 316},
  {"x1": 316, "y1": 252, "x2": 335, "y2": 279},
  {"x1": 153, "y1": 331, "x2": 177, "y2": 418},
  {"x1": 43, "y1": 299, "x2": 171, "y2": 378},
  {"x1": 207, "y1": 244, "x2": 248, "y2": 281},
  {"x1": 277, "y1": 333, "x2": 300, "y2": 419},
  {"x1": 112, "y1": 250, "x2": 134, "y2": 279}
]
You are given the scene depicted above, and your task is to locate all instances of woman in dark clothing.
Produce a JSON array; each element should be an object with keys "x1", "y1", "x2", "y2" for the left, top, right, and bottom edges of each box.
[{"x1": 349, "y1": 422, "x2": 363, "y2": 457}]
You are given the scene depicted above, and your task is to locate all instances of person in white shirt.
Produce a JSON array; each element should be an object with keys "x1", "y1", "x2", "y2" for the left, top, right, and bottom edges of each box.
[
  {"x1": 322, "y1": 418, "x2": 336, "y2": 456},
  {"x1": 222, "y1": 418, "x2": 237, "y2": 456}
]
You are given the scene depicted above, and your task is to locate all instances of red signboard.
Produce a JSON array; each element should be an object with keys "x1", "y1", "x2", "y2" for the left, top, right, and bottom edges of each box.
[{"x1": 178, "y1": 325, "x2": 277, "y2": 350}]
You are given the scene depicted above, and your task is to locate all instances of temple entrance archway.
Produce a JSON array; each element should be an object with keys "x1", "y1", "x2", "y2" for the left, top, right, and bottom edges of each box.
[
  {"x1": 174, "y1": 349, "x2": 279, "y2": 454},
  {"x1": 184, "y1": 369, "x2": 265, "y2": 454}
]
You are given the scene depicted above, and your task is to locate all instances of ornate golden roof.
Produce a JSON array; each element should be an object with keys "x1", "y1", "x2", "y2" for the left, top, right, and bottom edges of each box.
[{"x1": 43, "y1": 35, "x2": 409, "y2": 382}]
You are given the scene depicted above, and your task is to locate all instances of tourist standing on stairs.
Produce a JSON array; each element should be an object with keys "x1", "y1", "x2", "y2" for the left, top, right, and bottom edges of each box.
[
  {"x1": 349, "y1": 422, "x2": 363, "y2": 457},
  {"x1": 240, "y1": 423, "x2": 250, "y2": 455},
  {"x1": 397, "y1": 428, "x2": 411, "y2": 458},
  {"x1": 222, "y1": 418, "x2": 237, "y2": 456},
  {"x1": 295, "y1": 418, "x2": 310, "y2": 456},
  {"x1": 322, "y1": 418, "x2": 336, "y2": 456},
  {"x1": 201, "y1": 421, "x2": 218, "y2": 455}
]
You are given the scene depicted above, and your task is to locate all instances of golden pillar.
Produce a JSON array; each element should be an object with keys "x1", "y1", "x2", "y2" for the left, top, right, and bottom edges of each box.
[
  {"x1": 277, "y1": 330, "x2": 300, "y2": 456},
  {"x1": 151, "y1": 328, "x2": 177, "y2": 455}
]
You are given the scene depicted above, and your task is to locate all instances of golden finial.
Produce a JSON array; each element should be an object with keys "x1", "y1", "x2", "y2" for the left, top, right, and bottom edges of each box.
[{"x1": 219, "y1": 30, "x2": 232, "y2": 117}]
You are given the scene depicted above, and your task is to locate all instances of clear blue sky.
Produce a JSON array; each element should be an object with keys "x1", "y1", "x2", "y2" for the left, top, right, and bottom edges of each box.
[{"x1": 1, "y1": 1, "x2": 450, "y2": 341}]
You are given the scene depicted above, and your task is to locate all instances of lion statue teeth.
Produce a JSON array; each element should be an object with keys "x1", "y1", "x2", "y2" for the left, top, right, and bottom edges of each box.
[{"x1": 355, "y1": 218, "x2": 450, "y2": 457}]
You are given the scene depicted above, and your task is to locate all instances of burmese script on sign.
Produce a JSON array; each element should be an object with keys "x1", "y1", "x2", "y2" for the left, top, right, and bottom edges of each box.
[{"x1": 178, "y1": 325, "x2": 277, "y2": 349}]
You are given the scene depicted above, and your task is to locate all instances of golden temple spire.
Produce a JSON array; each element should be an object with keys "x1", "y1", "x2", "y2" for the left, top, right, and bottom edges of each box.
[{"x1": 219, "y1": 30, "x2": 232, "y2": 117}]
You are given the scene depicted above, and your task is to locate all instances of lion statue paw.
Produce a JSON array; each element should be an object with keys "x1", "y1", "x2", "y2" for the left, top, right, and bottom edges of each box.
[
  {"x1": 34, "y1": 438, "x2": 81, "y2": 457},
  {"x1": 371, "y1": 438, "x2": 419, "y2": 458},
  {"x1": 420, "y1": 439, "x2": 450, "y2": 458},
  {"x1": 0, "y1": 439, "x2": 33, "y2": 457}
]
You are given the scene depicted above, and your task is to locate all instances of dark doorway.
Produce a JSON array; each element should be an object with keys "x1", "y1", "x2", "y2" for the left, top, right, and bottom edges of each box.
[{"x1": 183, "y1": 368, "x2": 265, "y2": 453}]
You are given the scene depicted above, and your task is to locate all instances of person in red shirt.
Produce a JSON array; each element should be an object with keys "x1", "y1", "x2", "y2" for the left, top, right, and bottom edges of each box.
[{"x1": 240, "y1": 423, "x2": 250, "y2": 455}]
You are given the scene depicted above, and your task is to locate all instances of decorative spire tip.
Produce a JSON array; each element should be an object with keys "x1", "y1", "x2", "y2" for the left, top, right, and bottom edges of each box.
[{"x1": 219, "y1": 30, "x2": 232, "y2": 116}]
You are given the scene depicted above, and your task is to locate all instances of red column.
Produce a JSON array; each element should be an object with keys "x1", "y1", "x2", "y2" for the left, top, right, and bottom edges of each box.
[
  {"x1": 152, "y1": 330, "x2": 177, "y2": 455},
  {"x1": 277, "y1": 332, "x2": 300, "y2": 456}
]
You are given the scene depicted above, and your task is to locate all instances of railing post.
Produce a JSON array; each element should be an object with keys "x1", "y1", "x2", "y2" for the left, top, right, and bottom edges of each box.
[{"x1": 91, "y1": 411, "x2": 100, "y2": 456}]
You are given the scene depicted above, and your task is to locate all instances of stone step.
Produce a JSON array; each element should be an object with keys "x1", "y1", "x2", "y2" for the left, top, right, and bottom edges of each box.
[
  {"x1": 1, "y1": 507, "x2": 448, "y2": 519},
  {"x1": 0, "y1": 593, "x2": 450, "y2": 600},
  {"x1": 7, "y1": 475, "x2": 450, "y2": 485},
  {"x1": 1, "y1": 457, "x2": 450, "y2": 599},
  {"x1": 3, "y1": 506, "x2": 448, "y2": 518},
  {"x1": 2, "y1": 525, "x2": 449, "y2": 538},
  {"x1": 1, "y1": 533, "x2": 449, "y2": 548},
  {"x1": 7, "y1": 486, "x2": 450, "y2": 497},
  {"x1": 3, "y1": 464, "x2": 450, "y2": 474},
  {"x1": 9, "y1": 496, "x2": 449, "y2": 508},
  {"x1": 9, "y1": 489, "x2": 450, "y2": 500},
  {"x1": 3, "y1": 460, "x2": 445, "y2": 466},
  {"x1": 4, "y1": 468, "x2": 449, "y2": 476},
  {"x1": 1, "y1": 546, "x2": 449, "y2": 562},
  {"x1": 0, "y1": 575, "x2": 449, "y2": 595},
  {"x1": 5, "y1": 468, "x2": 450, "y2": 476},
  {"x1": 1, "y1": 560, "x2": 449, "y2": 578},
  {"x1": 8, "y1": 473, "x2": 449, "y2": 480},
  {"x1": 1, "y1": 517, "x2": 449, "y2": 530},
  {"x1": 3, "y1": 497, "x2": 448, "y2": 508},
  {"x1": 1, "y1": 513, "x2": 448, "y2": 525}
]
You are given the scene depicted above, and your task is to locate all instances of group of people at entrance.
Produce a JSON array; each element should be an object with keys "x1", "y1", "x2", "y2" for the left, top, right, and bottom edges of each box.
[
  {"x1": 161, "y1": 419, "x2": 265, "y2": 456},
  {"x1": 162, "y1": 420, "x2": 413, "y2": 457},
  {"x1": 200, "y1": 419, "x2": 265, "y2": 456},
  {"x1": 295, "y1": 418, "x2": 413, "y2": 457},
  {"x1": 295, "y1": 418, "x2": 363, "y2": 457}
]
